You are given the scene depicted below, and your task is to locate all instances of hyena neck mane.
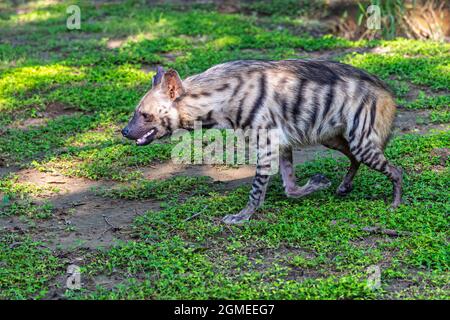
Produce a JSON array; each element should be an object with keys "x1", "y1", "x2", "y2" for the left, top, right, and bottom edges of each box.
[{"x1": 174, "y1": 79, "x2": 231, "y2": 130}]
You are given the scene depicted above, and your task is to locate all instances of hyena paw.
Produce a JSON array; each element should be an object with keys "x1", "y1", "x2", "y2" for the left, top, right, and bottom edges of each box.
[
  {"x1": 286, "y1": 174, "x2": 331, "y2": 198},
  {"x1": 309, "y1": 174, "x2": 332, "y2": 189},
  {"x1": 222, "y1": 211, "x2": 253, "y2": 225},
  {"x1": 336, "y1": 183, "x2": 353, "y2": 196}
]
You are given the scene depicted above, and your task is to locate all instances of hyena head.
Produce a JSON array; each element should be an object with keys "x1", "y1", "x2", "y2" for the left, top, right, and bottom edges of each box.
[{"x1": 122, "y1": 66, "x2": 184, "y2": 146}]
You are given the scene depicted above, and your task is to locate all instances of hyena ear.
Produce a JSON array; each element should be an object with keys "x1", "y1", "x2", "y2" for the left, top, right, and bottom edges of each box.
[
  {"x1": 152, "y1": 66, "x2": 165, "y2": 87},
  {"x1": 161, "y1": 69, "x2": 184, "y2": 101}
]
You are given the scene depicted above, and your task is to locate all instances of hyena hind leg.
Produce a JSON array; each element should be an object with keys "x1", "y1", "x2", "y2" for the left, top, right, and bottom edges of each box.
[
  {"x1": 351, "y1": 142, "x2": 403, "y2": 207},
  {"x1": 280, "y1": 147, "x2": 331, "y2": 198},
  {"x1": 322, "y1": 135, "x2": 361, "y2": 196}
]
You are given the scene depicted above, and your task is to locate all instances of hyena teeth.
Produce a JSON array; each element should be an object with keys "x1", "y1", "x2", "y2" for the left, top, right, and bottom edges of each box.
[
  {"x1": 136, "y1": 129, "x2": 155, "y2": 145},
  {"x1": 123, "y1": 59, "x2": 403, "y2": 224}
]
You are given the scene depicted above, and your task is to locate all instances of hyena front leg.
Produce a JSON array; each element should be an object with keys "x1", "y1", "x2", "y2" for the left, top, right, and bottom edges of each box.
[
  {"x1": 222, "y1": 149, "x2": 273, "y2": 225},
  {"x1": 322, "y1": 135, "x2": 361, "y2": 196},
  {"x1": 280, "y1": 146, "x2": 331, "y2": 198}
]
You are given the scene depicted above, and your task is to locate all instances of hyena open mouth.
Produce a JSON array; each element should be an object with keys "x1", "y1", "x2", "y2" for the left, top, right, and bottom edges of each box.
[
  {"x1": 122, "y1": 60, "x2": 403, "y2": 224},
  {"x1": 136, "y1": 128, "x2": 157, "y2": 146}
]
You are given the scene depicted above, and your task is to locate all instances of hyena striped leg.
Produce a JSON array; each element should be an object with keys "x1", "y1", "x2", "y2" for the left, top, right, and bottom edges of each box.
[
  {"x1": 280, "y1": 147, "x2": 331, "y2": 198},
  {"x1": 222, "y1": 151, "x2": 272, "y2": 225},
  {"x1": 322, "y1": 135, "x2": 360, "y2": 196},
  {"x1": 350, "y1": 141, "x2": 403, "y2": 207}
]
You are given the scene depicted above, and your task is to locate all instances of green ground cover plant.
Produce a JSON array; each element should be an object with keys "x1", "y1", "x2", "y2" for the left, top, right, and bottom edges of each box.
[{"x1": 0, "y1": 0, "x2": 448, "y2": 300}]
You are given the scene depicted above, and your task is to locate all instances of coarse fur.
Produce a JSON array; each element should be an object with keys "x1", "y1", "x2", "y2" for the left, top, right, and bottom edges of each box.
[{"x1": 122, "y1": 59, "x2": 403, "y2": 224}]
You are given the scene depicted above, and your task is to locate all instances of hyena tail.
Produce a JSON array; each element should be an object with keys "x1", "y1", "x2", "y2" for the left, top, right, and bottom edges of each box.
[
  {"x1": 371, "y1": 91, "x2": 396, "y2": 150},
  {"x1": 346, "y1": 90, "x2": 402, "y2": 207}
]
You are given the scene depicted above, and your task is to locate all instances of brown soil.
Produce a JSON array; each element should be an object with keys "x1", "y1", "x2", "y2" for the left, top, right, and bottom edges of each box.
[{"x1": 6, "y1": 102, "x2": 81, "y2": 131}]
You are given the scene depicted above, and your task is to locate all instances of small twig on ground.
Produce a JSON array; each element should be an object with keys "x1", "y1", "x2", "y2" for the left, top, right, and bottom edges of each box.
[
  {"x1": 70, "y1": 201, "x2": 86, "y2": 207},
  {"x1": 330, "y1": 220, "x2": 413, "y2": 237},
  {"x1": 224, "y1": 224, "x2": 234, "y2": 235},
  {"x1": 37, "y1": 244, "x2": 54, "y2": 252},
  {"x1": 97, "y1": 214, "x2": 121, "y2": 239},
  {"x1": 183, "y1": 212, "x2": 201, "y2": 222},
  {"x1": 9, "y1": 241, "x2": 23, "y2": 249},
  {"x1": 102, "y1": 214, "x2": 121, "y2": 231},
  {"x1": 183, "y1": 206, "x2": 208, "y2": 223},
  {"x1": 361, "y1": 226, "x2": 413, "y2": 237}
]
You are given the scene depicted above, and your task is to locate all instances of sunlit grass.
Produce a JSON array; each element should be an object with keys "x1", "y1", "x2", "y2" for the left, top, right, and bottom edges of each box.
[{"x1": 0, "y1": 65, "x2": 85, "y2": 111}]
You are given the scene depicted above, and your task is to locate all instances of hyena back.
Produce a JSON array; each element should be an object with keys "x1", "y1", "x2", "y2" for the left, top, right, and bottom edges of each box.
[{"x1": 122, "y1": 60, "x2": 403, "y2": 224}]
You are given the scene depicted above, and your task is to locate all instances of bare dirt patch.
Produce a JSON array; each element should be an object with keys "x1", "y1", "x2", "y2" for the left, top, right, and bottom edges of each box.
[
  {"x1": 106, "y1": 38, "x2": 126, "y2": 49},
  {"x1": 0, "y1": 165, "x2": 20, "y2": 178},
  {"x1": 142, "y1": 162, "x2": 256, "y2": 184},
  {"x1": 6, "y1": 102, "x2": 81, "y2": 130},
  {"x1": 430, "y1": 147, "x2": 449, "y2": 172},
  {"x1": 394, "y1": 109, "x2": 449, "y2": 135},
  {"x1": 399, "y1": 82, "x2": 449, "y2": 104},
  {"x1": 394, "y1": 109, "x2": 430, "y2": 132},
  {"x1": 431, "y1": 147, "x2": 449, "y2": 165},
  {"x1": 0, "y1": 168, "x2": 159, "y2": 250}
]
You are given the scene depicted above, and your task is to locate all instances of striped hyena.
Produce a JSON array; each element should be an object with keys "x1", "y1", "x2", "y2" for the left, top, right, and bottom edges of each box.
[{"x1": 122, "y1": 60, "x2": 403, "y2": 224}]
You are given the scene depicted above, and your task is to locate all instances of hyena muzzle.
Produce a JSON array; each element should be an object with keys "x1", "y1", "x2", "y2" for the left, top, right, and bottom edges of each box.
[{"x1": 122, "y1": 60, "x2": 403, "y2": 224}]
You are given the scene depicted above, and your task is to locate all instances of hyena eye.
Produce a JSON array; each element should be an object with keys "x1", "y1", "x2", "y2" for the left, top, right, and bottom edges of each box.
[{"x1": 141, "y1": 113, "x2": 154, "y2": 122}]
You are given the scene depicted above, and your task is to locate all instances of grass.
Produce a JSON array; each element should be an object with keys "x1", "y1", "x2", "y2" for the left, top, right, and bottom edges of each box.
[
  {"x1": 0, "y1": 0, "x2": 448, "y2": 300},
  {"x1": 0, "y1": 174, "x2": 56, "y2": 219},
  {"x1": 0, "y1": 235, "x2": 64, "y2": 299}
]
